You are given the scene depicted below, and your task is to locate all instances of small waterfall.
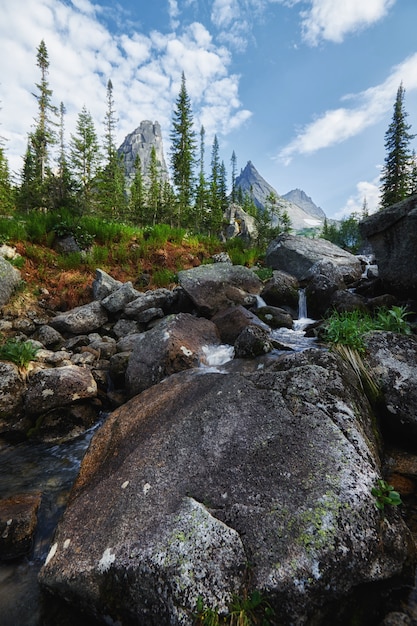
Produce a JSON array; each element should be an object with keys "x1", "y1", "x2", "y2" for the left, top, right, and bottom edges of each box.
[
  {"x1": 298, "y1": 288, "x2": 308, "y2": 320},
  {"x1": 199, "y1": 344, "x2": 235, "y2": 371}
]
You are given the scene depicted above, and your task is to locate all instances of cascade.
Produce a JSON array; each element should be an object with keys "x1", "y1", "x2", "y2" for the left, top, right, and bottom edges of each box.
[{"x1": 297, "y1": 288, "x2": 308, "y2": 320}]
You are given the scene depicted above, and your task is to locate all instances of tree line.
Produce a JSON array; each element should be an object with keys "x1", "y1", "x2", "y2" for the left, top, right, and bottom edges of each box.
[{"x1": 0, "y1": 40, "x2": 289, "y2": 242}]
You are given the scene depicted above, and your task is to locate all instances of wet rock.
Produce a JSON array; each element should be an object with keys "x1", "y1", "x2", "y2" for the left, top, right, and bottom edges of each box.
[
  {"x1": 212, "y1": 305, "x2": 270, "y2": 344},
  {"x1": 125, "y1": 313, "x2": 220, "y2": 397},
  {"x1": 260, "y1": 269, "x2": 299, "y2": 310},
  {"x1": 234, "y1": 325, "x2": 273, "y2": 357},
  {"x1": 0, "y1": 492, "x2": 41, "y2": 560},
  {"x1": 255, "y1": 305, "x2": 294, "y2": 329}
]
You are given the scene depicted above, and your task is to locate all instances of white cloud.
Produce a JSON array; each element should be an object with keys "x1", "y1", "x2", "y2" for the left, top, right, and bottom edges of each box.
[
  {"x1": 300, "y1": 0, "x2": 396, "y2": 45},
  {"x1": 211, "y1": 0, "x2": 240, "y2": 29},
  {"x1": 0, "y1": 0, "x2": 251, "y2": 176},
  {"x1": 335, "y1": 176, "x2": 381, "y2": 219},
  {"x1": 278, "y1": 52, "x2": 417, "y2": 164}
]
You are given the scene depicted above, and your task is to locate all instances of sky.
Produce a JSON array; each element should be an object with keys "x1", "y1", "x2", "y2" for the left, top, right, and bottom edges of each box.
[{"x1": 1, "y1": 0, "x2": 417, "y2": 219}]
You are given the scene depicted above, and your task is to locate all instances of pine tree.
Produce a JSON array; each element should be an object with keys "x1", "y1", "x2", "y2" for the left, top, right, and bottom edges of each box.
[
  {"x1": 380, "y1": 83, "x2": 415, "y2": 209},
  {"x1": 70, "y1": 106, "x2": 102, "y2": 212},
  {"x1": 29, "y1": 39, "x2": 58, "y2": 208},
  {"x1": 170, "y1": 72, "x2": 196, "y2": 226}
]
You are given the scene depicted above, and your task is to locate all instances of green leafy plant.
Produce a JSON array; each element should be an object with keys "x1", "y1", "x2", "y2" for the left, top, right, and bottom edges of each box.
[
  {"x1": 374, "y1": 305, "x2": 412, "y2": 334},
  {"x1": 371, "y1": 479, "x2": 402, "y2": 511},
  {"x1": 323, "y1": 309, "x2": 373, "y2": 353},
  {"x1": 0, "y1": 338, "x2": 39, "y2": 369}
]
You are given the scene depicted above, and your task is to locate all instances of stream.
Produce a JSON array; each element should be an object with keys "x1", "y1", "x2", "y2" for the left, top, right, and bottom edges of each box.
[
  {"x1": 2, "y1": 296, "x2": 417, "y2": 625},
  {"x1": 0, "y1": 425, "x2": 100, "y2": 626}
]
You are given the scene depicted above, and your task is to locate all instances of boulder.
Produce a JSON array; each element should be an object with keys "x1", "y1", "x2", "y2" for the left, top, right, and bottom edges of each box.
[
  {"x1": 50, "y1": 301, "x2": 108, "y2": 335},
  {"x1": 92, "y1": 269, "x2": 123, "y2": 300},
  {"x1": 234, "y1": 325, "x2": 273, "y2": 357},
  {"x1": 265, "y1": 234, "x2": 362, "y2": 283},
  {"x1": 177, "y1": 264, "x2": 263, "y2": 317},
  {"x1": 0, "y1": 492, "x2": 41, "y2": 560},
  {"x1": 100, "y1": 282, "x2": 140, "y2": 314},
  {"x1": 364, "y1": 332, "x2": 417, "y2": 440},
  {"x1": 24, "y1": 365, "x2": 97, "y2": 417},
  {"x1": 0, "y1": 256, "x2": 21, "y2": 308},
  {"x1": 255, "y1": 305, "x2": 294, "y2": 329},
  {"x1": 123, "y1": 288, "x2": 177, "y2": 320},
  {"x1": 211, "y1": 305, "x2": 270, "y2": 344},
  {"x1": 40, "y1": 349, "x2": 412, "y2": 625},
  {"x1": 260, "y1": 270, "x2": 299, "y2": 310},
  {"x1": 126, "y1": 313, "x2": 220, "y2": 397},
  {"x1": 0, "y1": 362, "x2": 25, "y2": 428},
  {"x1": 359, "y1": 195, "x2": 417, "y2": 297}
]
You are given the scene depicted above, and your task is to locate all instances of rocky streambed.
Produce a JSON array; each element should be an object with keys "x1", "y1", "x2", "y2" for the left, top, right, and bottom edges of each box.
[{"x1": 1, "y1": 242, "x2": 417, "y2": 625}]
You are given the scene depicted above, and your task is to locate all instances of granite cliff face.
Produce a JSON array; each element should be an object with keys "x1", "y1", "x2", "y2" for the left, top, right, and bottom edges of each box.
[
  {"x1": 118, "y1": 120, "x2": 169, "y2": 188},
  {"x1": 235, "y1": 161, "x2": 324, "y2": 231}
]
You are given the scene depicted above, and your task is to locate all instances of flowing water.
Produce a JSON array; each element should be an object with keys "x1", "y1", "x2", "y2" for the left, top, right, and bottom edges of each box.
[{"x1": 0, "y1": 425, "x2": 100, "y2": 626}]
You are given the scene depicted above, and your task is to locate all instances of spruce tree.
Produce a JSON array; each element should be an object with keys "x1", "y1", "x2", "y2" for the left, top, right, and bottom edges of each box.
[
  {"x1": 194, "y1": 125, "x2": 208, "y2": 230},
  {"x1": 0, "y1": 144, "x2": 13, "y2": 215},
  {"x1": 170, "y1": 72, "x2": 196, "y2": 226},
  {"x1": 129, "y1": 154, "x2": 145, "y2": 224},
  {"x1": 380, "y1": 83, "x2": 415, "y2": 209},
  {"x1": 147, "y1": 146, "x2": 161, "y2": 225},
  {"x1": 30, "y1": 39, "x2": 58, "y2": 208},
  {"x1": 70, "y1": 106, "x2": 102, "y2": 212},
  {"x1": 51, "y1": 102, "x2": 75, "y2": 210},
  {"x1": 230, "y1": 150, "x2": 237, "y2": 203},
  {"x1": 99, "y1": 80, "x2": 127, "y2": 218}
]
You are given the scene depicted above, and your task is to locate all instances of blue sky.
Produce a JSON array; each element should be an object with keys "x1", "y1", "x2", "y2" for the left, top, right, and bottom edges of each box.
[{"x1": 1, "y1": 0, "x2": 417, "y2": 218}]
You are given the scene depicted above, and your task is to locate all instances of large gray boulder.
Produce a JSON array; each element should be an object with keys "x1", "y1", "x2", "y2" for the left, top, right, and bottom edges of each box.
[
  {"x1": 0, "y1": 362, "x2": 26, "y2": 429},
  {"x1": 360, "y1": 195, "x2": 417, "y2": 297},
  {"x1": 40, "y1": 349, "x2": 412, "y2": 625},
  {"x1": 265, "y1": 234, "x2": 362, "y2": 283},
  {"x1": 364, "y1": 332, "x2": 417, "y2": 439},
  {"x1": 125, "y1": 312, "x2": 220, "y2": 397},
  {"x1": 177, "y1": 263, "x2": 263, "y2": 317},
  {"x1": 0, "y1": 256, "x2": 21, "y2": 308}
]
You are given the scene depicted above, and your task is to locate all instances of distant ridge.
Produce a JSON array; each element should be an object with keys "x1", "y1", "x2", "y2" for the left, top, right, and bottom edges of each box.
[{"x1": 235, "y1": 161, "x2": 324, "y2": 231}]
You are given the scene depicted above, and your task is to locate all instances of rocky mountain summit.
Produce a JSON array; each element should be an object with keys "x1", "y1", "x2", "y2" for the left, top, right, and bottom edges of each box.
[
  {"x1": 282, "y1": 188, "x2": 326, "y2": 221},
  {"x1": 118, "y1": 120, "x2": 169, "y2": 188},
  {"x1": 235, "y1": 161, "x2": 324, "y2": 231}
]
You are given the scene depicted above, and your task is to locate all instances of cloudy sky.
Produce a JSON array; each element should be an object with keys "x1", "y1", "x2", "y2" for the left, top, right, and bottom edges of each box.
[{"x1": 1, "y1": 0, "x2": 417, "y2": 218}]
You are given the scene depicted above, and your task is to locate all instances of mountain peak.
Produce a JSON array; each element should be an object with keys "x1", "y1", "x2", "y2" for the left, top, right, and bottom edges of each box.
[{"x1": 235, "y1": 161, "x2": 325, "y2": 230}]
